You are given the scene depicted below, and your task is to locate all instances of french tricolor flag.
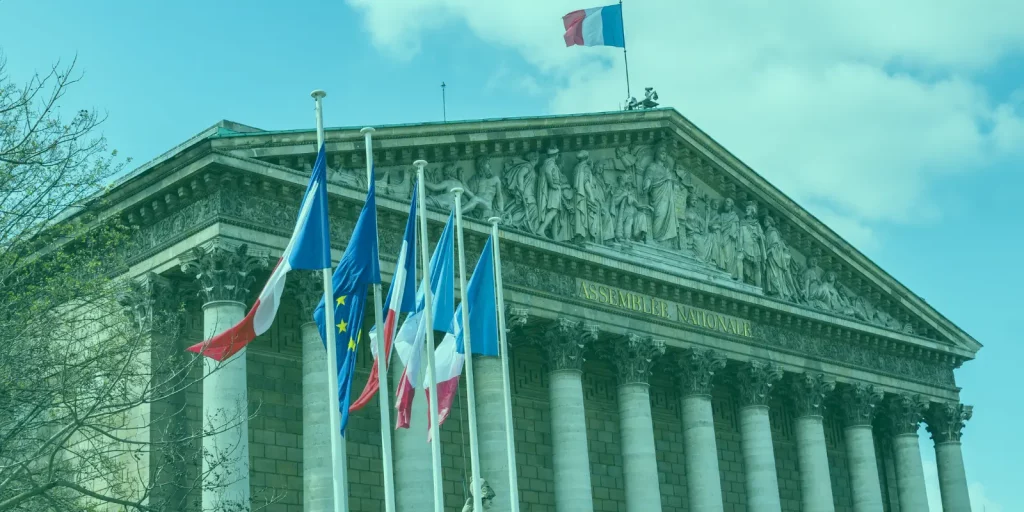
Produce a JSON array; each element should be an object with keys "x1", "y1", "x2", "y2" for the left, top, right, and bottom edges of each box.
[
  {"x1": 563, "y1": 4, "x2": 625, "y2": 48},
  {"x1": 394, "y1": 214, "x2": 455, "y2": 429},
  {"x1": 187, "y1": 144, "x2": 333, "y2": 361},
  {"x1": 349, "y1": 181, "x2": 419, "y2": 412}
]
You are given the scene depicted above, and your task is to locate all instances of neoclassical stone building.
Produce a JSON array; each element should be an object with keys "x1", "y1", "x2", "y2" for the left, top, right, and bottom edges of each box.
[{"x1": 104, "y1": 109, "x2": 978, "y2": 512}]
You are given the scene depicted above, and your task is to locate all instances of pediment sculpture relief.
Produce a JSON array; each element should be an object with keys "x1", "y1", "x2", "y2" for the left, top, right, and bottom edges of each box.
[{"x1": 365, "y1": 138, "x2": 914, "y2": 335}]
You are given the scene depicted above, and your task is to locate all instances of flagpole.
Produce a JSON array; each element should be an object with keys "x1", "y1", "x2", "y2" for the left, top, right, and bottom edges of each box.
[
  {"x1": 361, "y1": 126, "x2": 398, "y2": 512},
  {"x1": 311, "y1": 90, "x2": 349, "y2": 512},
  {"x1": 620, "y1": 0, "x2": 631, "y2": 102},
  {"x1": 414, "y1": 159, "x2": 445, "y2": 512},
  {"x1": 487, "y1": 217, "x2": 520, "y2": 512},
  {"x1": 452, "y1": 188, "x2": 484, "y2": 512}
]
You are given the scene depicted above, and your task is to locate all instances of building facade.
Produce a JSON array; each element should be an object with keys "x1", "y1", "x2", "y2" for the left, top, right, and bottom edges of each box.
[{"x1": 106, "y1": 109, "x2": 978, "y2": 512}]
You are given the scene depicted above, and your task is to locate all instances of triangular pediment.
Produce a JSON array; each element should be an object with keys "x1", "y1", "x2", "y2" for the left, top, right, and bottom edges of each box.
[{"x1": 102, "y1": 109, "x2": 979, "y2": 358}]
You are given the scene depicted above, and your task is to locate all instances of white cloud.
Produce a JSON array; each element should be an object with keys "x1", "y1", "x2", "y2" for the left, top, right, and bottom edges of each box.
[{"x1": 347, "y1": 0, "x2": 1024, "y2": 247}]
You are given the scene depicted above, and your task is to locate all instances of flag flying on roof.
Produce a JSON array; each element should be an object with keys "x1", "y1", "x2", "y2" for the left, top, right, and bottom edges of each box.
[
  {"x1": 394, "y1": 213, "x2": 455, "y2": 429},
  {"x1": 349, "y1": 182, "x2": 419, "y2": 413},
  {"x1": 426, "y1": 237, "x2": 498, "y2": 439},
  {"x1": 562, "y1": 4, "x2": 625, "y2": 48},
  {"x1": 313, "y1": 180, "x2": 381, "y2": 435},
  {"x1": 187, "y1": 144, "x2": 332, "y2": 361}
]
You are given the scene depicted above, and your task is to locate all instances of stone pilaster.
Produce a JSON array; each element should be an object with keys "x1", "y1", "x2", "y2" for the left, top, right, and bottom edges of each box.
[
  {"x1": 790, "y1": 373, "x2": 837, "y2": 512},
  {"x1": 181, "y1": 241, "x2": 267, "y2": 512},
  {"x1": 883, "y1": 393, "x2": 929, "y2": 512},
  {"x1": 612, "y1": 334, "x2": 665, "y2": 512},
  {"x1": 117, "y1": 273, "x2": 187, "y2": 508},
  {"x1": 540, "y1": 318, "x2": 597, "y2": 512},
  {"x1": 677, "y1": 347, "x2": 727, "y2": 512},
  {"x1": 736, "y1": 361, "x2": 783, "y2": 512},
  {"x1": 293, "y1": 272, "x2": 337, "y2": 512},
  {"x1": 840, "y1": 384, "x2": 884, "y2": 512},
  {"x1": 925, "y1": 402, "x2": 974, "y2": 512}
]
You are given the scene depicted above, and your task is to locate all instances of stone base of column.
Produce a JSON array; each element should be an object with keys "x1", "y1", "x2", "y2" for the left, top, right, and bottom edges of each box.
[
  {"x1": 681, "y1": 394, "x2": 725, "y2": 512},
  {"x1": 549, "y1": 369, "x2": 595, "y2": 512},
  {"x1": 739, "y1": 405, "x2": 782, "y2": 512}
]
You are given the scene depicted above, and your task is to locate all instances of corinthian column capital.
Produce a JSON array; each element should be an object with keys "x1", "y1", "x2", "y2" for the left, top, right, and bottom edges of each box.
[
  {"x1": 884, "y1": 393, "x2": 927, "y2": 436},
  {"x1": 840, "y1": 383, "x2": 884, "y2": 427},
  {"x1": 540, "y1": 318, "x2": 597, "y2": 371},
  {"x1": 180, "y1": 241, "x2": 268, "y2": 304},
  {"x1": 737, "y1": 360, "x2": 783, "y2": 407},
  {"x1": 925, "y1": 402, "x2": 973, "y2": 443},
  {"x1": 117, "y1": 272, "x2": 179, "y2": 335},
  {"x1": 613, "y1": 334, "x2": 666, "y2": 385},
  {"x1": 291, "y1": 271, "x2": 324, "y2": 322},
  {"x1": 676, "y1": 347, "x2": 726, "y2": 397},
  {"x1": 790, "y1": 372, "x2": 836, "y2": 417}
]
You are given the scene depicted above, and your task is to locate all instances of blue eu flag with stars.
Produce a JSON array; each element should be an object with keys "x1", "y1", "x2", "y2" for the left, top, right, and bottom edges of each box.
[{"x1": 313, "y1": 179, "x2": 381, "y2": 436}]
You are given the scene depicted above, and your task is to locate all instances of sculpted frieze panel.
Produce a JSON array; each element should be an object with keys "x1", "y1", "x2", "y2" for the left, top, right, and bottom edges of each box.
[{"x1": 360, "y1": 137, "x2": 917, "y2": 336}]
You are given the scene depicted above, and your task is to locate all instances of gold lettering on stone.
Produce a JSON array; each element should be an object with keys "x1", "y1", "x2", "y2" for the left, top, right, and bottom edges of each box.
[{"x1": 575, "y1": 279, "x2": 753, "y2": 338}]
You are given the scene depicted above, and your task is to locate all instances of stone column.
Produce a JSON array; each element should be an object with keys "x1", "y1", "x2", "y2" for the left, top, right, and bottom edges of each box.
[
  {"x1": 393, "y1": 352, "x2": 434, "y2": 511},
  {"x1": 540, "y1": 318, "x2": 597, "y2": 512},
  {"x1": 925, "y1": 402, "x2": 974, "y2": 512},
  {"x1": 118, "y1": 273, "x2": 187, "y2": 507},
  {"x1": 182, "y1": 242, "x2": 267, "y2": 512},
  {"x1": 677, "y1": 347, "x2": 727, "y2": 512},
  {"x1": 736, "y1": 361, "x2": 784, "y2": 512},
  {"x1": 883, "y1": 393, "x2": 929, "y2": 512},
  {"x1": 611, "y1": 334, "x2": 666, "y2": 512},
  {"x1": 294, "y1": 274, "x2": 335, "y2": 512},
  {"x1": 790, "y1": 372, "x2": 837, "y2": 512},
  {"x1": 839, "y1": 384, "x2": 885, "y2": 512}
]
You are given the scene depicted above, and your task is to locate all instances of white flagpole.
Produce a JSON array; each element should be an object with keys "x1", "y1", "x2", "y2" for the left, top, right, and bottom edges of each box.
[
  {"x1": 487, "y1": 217, "x2": 520, "y2": 512},
  {"x1": 452, "y1": 188, "x2": 484, "y2": 512},
  {"x1": 360, "y1": 127, "x2": 397, "y2": 512},
  {"x1": 311, "y1": 90, "x2": 348, "y2": 512},
  {"x1": 414, "y1": 159, "x2": 445, "y2": 512}
]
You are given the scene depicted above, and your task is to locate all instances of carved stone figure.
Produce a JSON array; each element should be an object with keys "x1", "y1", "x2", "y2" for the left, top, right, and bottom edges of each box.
[
  {"x1": 571, "y1": 150, "x2": 605, "y2": 244},
  {"x1": 536, "y1": 147, "x2": 571, "y2": 241},
  {"x1": 377, "y1": 167, "x2": 412, "y2": 199},
  {"x1": 682, "y1": 195, "x2": 713, "y2": 262},
  {"x1": 465, "y1": 156, "x2": 505, "y2": 219},
  {"x1": 611, "y1": 174, "x2": 650, "y2": 243},
  {"x1": 807, "y1": 271, "x2": 851, "y2": 314},
  {"x1": 642, "y1": 142, "x2": 679, "y2": 247},
  {"x1": 503, "y1": 152, "x2": 539, "y2": 233},
  {"x1": 800, "y1": 256, "x2": 825, "y2": 303},
  {"x1": 705, "y1": 198, "x2": 723, "y2": 269},
  {"x1": 461, "y1": 478, "x2": 496, "y2": 512},
  {"x1": 764, "y1": 216, "x2": 799, "y2": 300},
  {"x1": 737, "y1": 202, "x2": 766, "y2": 287},
  {"x1": 718, "y1": 198, "x2": 741, "y2": 278},
  {"x1": 425, "y1": 163, "x2": 467, "y2": 212}
]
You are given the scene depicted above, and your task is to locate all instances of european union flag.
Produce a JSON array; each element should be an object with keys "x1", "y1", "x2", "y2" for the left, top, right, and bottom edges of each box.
[{"x1": 313, "y1": 179, "x2": 381, "y2": 435}]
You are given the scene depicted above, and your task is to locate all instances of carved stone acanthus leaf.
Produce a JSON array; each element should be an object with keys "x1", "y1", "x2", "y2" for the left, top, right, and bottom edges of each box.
[
  {"x1": 612, "y1": 334, "x2": 666, "y2": 385},
  {"x1": 737, "y1": 360, "x2": 783, "y2": 407},
  {"x1": 925, "y1": 402, "x2": 973, "y2": 443},
  {"x1": 790, "y1": 373, "x2": 837, "y2": 417},
  {"x1": 117, "y1": 272, "x2": 180, "y2": 335},
  {"x1": 884, "y1": 393, "x2": 928, "y2": 435},
  {"x1": 539, "y1": 318, "x2": 597, "y2": 372},
  {"x1": 840, "y1": 383, "x2": 884, "y2": 427},
  {"x1": 676, "y1": 347, "x2": 726, "y2": 397},
  {"x1": 180, "y1": 242, "x2": 268, "y2": 304},
  {"x1": 291, "y1": 271, "x2": 325, "y2": 322}
]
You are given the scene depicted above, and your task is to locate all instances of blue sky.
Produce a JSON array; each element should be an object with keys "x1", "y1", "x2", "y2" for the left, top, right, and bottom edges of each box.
[{"x1": 2, "y1": 1, "x2": 1021, "y2": 509}]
